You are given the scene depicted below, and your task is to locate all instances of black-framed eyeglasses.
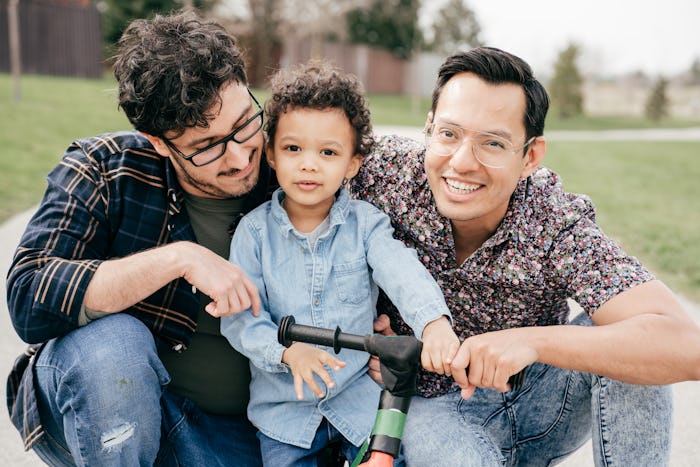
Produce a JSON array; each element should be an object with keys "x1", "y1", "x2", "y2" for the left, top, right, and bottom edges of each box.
[{"x1": 161, "y1": 89, "x2": 263, "y2": 167}]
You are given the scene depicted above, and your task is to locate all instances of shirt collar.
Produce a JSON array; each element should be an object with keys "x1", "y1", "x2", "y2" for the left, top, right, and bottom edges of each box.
[
  {"x1": 478, "y1": 175, "x2": 532, "y2": 250},
  {"x1": 164, "y1": 158, "x2": 185, "y2": 216},
  {"x1": 271, "y1": 187, "x2": 350, "y2": 236}
]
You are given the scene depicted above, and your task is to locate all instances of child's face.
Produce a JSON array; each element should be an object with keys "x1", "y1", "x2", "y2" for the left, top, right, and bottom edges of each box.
[{"x1": 267, "y1": 107, "x2": 362, "y2": 217}]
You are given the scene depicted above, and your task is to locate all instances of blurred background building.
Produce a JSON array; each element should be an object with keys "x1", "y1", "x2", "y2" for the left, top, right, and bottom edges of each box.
[{"x1": 1, "y1": 0, "x2": 698, "y2": 119}]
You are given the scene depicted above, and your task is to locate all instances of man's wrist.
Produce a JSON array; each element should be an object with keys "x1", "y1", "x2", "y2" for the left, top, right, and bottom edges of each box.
[{"x1": 77, "y1": 303, "x2": 111, "y2": 326}]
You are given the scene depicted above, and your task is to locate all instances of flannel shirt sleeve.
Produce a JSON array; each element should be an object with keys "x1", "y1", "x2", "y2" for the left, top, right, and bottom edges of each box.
[{"x1": 6, "y1": 142, "x2": 107, "y2": 343}]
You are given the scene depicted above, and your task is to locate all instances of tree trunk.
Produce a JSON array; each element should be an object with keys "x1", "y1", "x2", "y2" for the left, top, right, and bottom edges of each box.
[{"x1": 8, "y1": 0, "x2": 21, "y2": 101}]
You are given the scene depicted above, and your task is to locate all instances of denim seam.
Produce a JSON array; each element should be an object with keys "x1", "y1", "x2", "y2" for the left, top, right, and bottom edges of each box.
[
  {"x1": 37, "y1": 362, "x2": 89, "y2": 465},
  {"x1": 516, "y1": 371, "x2": 576, "y2": 445},
  {"x1": 33, "y1": 364, "x2": 75, "y2": 460},
  {"x1": 456, "y1": 395, "x2": 508, "y2": 465},
  {"x1": 594, "y1": 375, "x2": 612, "y2": 467}
]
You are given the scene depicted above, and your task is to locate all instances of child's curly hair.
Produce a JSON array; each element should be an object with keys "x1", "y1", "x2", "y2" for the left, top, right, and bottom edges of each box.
[{"x1": 264, "y1": 61, "x2": 374, "y2": 157}]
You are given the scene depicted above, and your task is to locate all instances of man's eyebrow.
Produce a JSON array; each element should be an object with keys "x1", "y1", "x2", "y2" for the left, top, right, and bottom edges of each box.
[
  {"x1": 187, "y1": 99, "x2": 253, "y2": 147},
  {"x1": 484, "y1": 129, "x2": 513, "y2": 140},
  {"x1": 436, "y1": 119, "x2": 513, "y2": 140}
]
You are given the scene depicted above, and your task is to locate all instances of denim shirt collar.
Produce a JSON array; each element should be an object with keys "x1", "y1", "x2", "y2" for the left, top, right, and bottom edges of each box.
[{"x1": 270, "y1": 186, "x2": 350, "y2": 238}]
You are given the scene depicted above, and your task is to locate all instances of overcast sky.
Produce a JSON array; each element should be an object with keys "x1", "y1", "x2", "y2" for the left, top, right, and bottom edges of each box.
[{"x1": 424, "y1": 0, "x2": 700, "y2": 78}]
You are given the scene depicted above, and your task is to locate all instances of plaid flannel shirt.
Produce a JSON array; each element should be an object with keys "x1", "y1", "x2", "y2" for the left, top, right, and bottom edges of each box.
[{"x1": 5, "y1": 131, "x2": 273, "y2": 449}]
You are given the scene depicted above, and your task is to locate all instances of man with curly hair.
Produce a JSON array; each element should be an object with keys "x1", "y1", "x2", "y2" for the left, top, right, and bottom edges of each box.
[
  {"x1": 219, "y1": 61, "x2": 459, "y2": 466},
  {"x1": 6, "y1": 10, "x2": 271, "y2": 466}
]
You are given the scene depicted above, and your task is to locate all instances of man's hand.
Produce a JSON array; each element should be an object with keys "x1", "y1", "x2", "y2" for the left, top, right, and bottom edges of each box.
[
  {"x1": 177, "y1": 242, "x2": 262, "y2": 317},
  {"x1": 84, "y1": 241, "x2": 259, "y2": 316},
  {"x1": 420, "y1": 316, "x2": 460, "y2": 375},
  {"x1": 282, "y1": 343, "x2": 346, "y2": 400},
  {"x1": 373, "y1": 314, "x2": 395, "y2": 336},
  {"x1": 368, "y1": 314, "x2": 397, "y2": 384},
  {"x1": 451, "y1": 327, "x2": 537, "y2": 399}
]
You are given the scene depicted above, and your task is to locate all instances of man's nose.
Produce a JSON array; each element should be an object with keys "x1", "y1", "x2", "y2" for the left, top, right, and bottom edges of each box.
[
  {"x1": 223, "y1": 139, "x2": 253, "y2": 168},
  {"x1": 449, "y1": 139, "x2": 481, "y2": 171}
]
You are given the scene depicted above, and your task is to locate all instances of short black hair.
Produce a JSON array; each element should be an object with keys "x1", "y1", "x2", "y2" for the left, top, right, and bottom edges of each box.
[{"x1": 432, "y1": 47, "x2": 549, "y2": 139}]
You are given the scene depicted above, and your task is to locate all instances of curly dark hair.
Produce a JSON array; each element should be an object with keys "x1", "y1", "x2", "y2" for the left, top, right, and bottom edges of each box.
[
  {"x1": 264, "y1": 61, "x2": 374, "y2": 157},
  {"x1": 113, "y1": 10, "x2": 247, "y2": 137}
]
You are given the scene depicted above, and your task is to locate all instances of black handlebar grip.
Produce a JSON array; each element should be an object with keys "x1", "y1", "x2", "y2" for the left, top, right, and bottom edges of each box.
[
  {"x1": 278, "y1": 315, "x2": 527, "y2": 390},
  {"x1": 278, "y1": 315, "x2": 366, "y2": 353}
]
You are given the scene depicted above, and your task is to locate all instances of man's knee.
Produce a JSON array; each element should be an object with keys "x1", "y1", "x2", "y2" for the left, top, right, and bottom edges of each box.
[
  {"x1": 34, "y1": 313, "x2": 168, "y2": 464},
  {"x1": 37, "y1": 313, "x2": 169, "y2": 412}
]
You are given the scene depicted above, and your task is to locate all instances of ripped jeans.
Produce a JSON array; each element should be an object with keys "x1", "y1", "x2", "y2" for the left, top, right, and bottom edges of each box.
[{"x1": 32, "y1": 313, "x2": 262, "y2": 466}]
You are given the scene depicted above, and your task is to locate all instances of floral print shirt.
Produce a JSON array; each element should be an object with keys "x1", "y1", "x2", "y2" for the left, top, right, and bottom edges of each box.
[{"x1": 351, "y1": 135, "x2": 654, "y2": 398}]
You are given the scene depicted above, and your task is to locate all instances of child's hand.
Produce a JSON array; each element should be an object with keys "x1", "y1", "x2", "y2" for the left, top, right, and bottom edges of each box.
[
  {"x1": 282, "y1": 342, "x2": 346, "y2": 400},
  {"x1": 420, "y1": 316, "x2": 461, "y2": 375}
]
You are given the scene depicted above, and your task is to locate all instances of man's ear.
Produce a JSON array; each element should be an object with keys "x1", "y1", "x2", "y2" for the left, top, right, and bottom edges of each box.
[
  {"x1": 520, "y1": 136, "x2": 546, "y2": 179},
  {"x1": 141, "y1": 132, "x2": 171, "y2": 159}
]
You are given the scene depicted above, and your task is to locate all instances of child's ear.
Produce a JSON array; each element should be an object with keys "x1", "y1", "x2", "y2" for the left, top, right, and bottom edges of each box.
[{"x1": 345, "y1": 154, "x2": 363, "y2": 180}]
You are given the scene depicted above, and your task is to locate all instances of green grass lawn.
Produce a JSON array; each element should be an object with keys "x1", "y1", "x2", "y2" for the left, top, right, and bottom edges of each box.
[
  {"x1": 2, "y1": 73, "x2": 699, "y2": 301},
  {"x1": 545, "y1": 141, "x2": 700, "y2": 302},
  {"x1": 1, "y1": 74, "x2": 129, "y2": 221}
]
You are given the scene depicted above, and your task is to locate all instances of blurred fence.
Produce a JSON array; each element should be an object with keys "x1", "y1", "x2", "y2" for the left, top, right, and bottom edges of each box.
[
  {"x1": 280, "y1": 36, "x2": 443, "y2": 96},
  {"x1": 0, "y1": 0, "x2": 102, "y2": 78}
]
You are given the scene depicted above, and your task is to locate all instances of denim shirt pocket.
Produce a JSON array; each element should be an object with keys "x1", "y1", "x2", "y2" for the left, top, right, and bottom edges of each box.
[{"x1": 333, "y1": 258, "x2": 371, "y2": 305}]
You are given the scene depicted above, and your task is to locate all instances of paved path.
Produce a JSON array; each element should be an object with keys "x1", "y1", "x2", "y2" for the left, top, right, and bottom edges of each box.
[{"x1": 2, "y1": 127, "x2": 699, "y2": 464}]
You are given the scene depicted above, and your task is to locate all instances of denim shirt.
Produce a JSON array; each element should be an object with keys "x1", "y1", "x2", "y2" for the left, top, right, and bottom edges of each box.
[{"x1": 220, "y1": 187, "x2": 450, "y2": 449}]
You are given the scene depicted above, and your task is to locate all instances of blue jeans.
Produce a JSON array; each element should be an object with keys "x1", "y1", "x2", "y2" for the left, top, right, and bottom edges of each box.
[
  {"x1": 32, "y1": 313, "x2": 262, "y2": 467},
  {"x1": 258, "y1": 418, "x2": 361, "y2": 467},
  {"x1": 402, "y1": 314, "x2": 673, "y2": 466}
]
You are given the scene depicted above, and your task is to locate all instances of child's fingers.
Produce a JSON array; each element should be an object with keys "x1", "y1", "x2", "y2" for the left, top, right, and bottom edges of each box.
[
  {"x1": 421, "y1": 348, "x2": 441, "y2": 374},
  {"x1": 302, "y1": 369, "x2": 325, "y2": 398},
  {"x1": 421, "y1": 343, "x2": 460, "y2": 375},
  {"x1": 293, "y1": 373, "x2": 305, "y2": 400},
  {"x1": 445, "y1": 339, "x2": 461, "y2": 375},
  {"x1": 319, "y1": 352, "x2": 345, "y2": 372}
]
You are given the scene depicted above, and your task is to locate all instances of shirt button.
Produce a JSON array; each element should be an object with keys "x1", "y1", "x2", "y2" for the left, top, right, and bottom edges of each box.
[
  {"x1": 314, "y1": 299, "x2": 320, "y2": 306},
  {"x1": 191, "y1": 285, "x2": 197, "y2": 294},
  {"x1": 172, "y1": 343, "x2": 183, "y2": 352},
  {"x1": 171, "y1": 193, "x2": 177, "y2": 202}
]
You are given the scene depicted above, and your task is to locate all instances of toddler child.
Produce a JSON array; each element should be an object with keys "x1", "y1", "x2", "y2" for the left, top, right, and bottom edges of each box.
[{"x1": 221, "y1": 61, "x2": 459, "y2": 466}]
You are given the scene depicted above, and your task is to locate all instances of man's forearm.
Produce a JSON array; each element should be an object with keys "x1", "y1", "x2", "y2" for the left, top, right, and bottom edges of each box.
[
  {"x1": 533, "y1": 285, "x2": 700, "y2": 384},
  {"x1": 83, "y1": 242, "x2": 186, "y2": 313},
  {"x1": 534, "y1": 315, "x2": 700, "y2": 384},
  {"x1": 452, "y1": 281, "x2": 700, "y2": 393}
]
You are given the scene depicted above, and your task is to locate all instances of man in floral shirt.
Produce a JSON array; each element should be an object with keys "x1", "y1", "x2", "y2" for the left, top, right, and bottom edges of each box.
[{"x1": 352, "y1": 47, "x2": 700, "y2": 465}]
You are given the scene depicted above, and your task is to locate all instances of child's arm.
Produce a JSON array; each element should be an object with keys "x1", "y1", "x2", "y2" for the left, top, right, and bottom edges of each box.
[
  {"x1": 282, "y1": 343, "x2": 346, "y2": 399},
  {"x1": 220, "y1": 216, "x2": 290, "y2": 373},
  {"x1": 361, "y1": 202, "x2": 460, "y2": 374}
]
